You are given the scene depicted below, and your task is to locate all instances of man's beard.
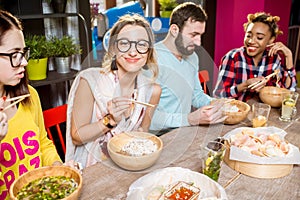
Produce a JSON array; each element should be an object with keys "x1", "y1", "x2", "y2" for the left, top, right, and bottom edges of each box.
[{"x1": 175, "y1": 34, "x2": 195, "y2": 56}]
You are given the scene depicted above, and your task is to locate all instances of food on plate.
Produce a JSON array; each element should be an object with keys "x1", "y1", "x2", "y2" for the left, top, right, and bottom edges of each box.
[
  {"x1": 229, "y1": 129, "x2": 289, "y2": 157},
  {"x1": 119, "y1": 138, "x2": 158, "y2": 156},
  {"x1": 163, "y1": 181, "x2": 200, "y2": 200},
  {"x1": 17, "y1": 176, "x2": 78, "y2": 199},
  {"x1": 147, "y1": 181, "x2": 200, "y2": 200}
]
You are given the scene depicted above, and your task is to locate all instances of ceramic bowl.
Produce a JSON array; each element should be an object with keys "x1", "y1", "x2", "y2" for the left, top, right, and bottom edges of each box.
[
  {"x1": 223, "y1": 100, "x2": 251, "y2": 125},
  {"x1": 10, "y1": 165, "x2": 82, "y2": 200},
  {"x1": 107, "y1": 132, "x2": 163, "y2": 171},
  {"x1": 259, "y1": 86, "x2": 289, "y2": 107}
]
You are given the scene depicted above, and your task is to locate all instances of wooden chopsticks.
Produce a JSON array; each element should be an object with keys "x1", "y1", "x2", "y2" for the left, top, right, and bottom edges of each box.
[
  {"x1": 5, "y1": 94, "x2": 31, "y2": 102},
  {"x1": 2, "y1": 94, "x2": 30, "y2": 111},
  {"x1": 129, "y1": 99, "x2": 155, "y2": 107},
  {"x1": 248, "y1": 70, "x2": 280, "y2": 89},
  {"x1": 223, "y1": 172, "x2": 241, "y2": 189}
]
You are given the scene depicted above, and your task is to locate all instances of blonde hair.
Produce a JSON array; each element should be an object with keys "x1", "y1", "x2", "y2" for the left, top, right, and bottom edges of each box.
[
  {"x1": 101, "y1": 14, "x2": 158, "y2": 79},
  {"x1": 243, "y1": 12, "x2": 283, "y2": 38}
]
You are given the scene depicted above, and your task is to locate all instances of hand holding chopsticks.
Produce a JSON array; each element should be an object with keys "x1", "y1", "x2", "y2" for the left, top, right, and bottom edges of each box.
[
  {"x1": 2, "y1": 94, "x2": 30, "y2": 111},
  {"x1": 248, "y1": 69, "x2": 280, "y2": 89},
  {"x1": 129, "y1": 99, "x2": 155, "y2": 108}
]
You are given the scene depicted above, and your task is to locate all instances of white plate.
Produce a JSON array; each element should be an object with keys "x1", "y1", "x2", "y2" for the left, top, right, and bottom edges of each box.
[{"x1": 126, "y1": 167, "x2": 227, "y2": 200}]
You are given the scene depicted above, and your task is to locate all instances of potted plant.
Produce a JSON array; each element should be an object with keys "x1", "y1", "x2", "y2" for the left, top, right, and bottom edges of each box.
[
  {"x1": 25, "y1": 35, "x2": 51, "y2": 80},
  {"x1": 49, "y1": 36, "x2": 82, "y2": 73},
  {"x1": 158, "y1": 0, "x2": 178, "y2": 18}
]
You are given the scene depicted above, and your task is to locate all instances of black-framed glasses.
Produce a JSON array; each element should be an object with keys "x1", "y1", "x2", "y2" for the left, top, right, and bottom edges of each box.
[
  {"x1": 115, "y1": 39, "x2": 150, "y2": 54},
  {"x1": 0, "y1": 47, "x2": 30, "y2": 68}
]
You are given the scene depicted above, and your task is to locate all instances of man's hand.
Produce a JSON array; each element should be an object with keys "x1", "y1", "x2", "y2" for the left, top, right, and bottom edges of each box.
[{"x1": 188, "y1": 102, "x2": 227, "y2": 125}]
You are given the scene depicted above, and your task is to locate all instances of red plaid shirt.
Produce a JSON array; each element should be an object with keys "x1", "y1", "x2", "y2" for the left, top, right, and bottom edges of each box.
[{"x1": 213, "y1": 47, "x2": 297, "y2": 102}]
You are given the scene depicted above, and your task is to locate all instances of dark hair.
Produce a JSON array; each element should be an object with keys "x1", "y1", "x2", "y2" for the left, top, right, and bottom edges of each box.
[
  {"x1": 0, "y1": 10, "x2": 30, "y2": 104},
  {"x1": 170, "y1": 2, "x2": 208, "y2": 32},
  {"x1": 243, "y1": 12, "x2": 283, "y2": 38}
]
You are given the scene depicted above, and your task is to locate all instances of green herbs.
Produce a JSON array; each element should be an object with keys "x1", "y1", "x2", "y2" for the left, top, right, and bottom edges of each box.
[
  {"x1": 49, "y1": 36, "x2": 82, "y2": 57},
  {"x1": 17, "y1": 176, "x2": 78, "y2": 199},
  {"x1": 203, "y1": 151, "x2": 224, "y2": 182},
  {"x1": 25, "y1": 35, "x2": 52, "y2": 59}
]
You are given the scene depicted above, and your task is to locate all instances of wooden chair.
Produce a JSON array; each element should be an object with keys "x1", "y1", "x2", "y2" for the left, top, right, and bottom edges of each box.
[
  {"x1": 198, "y1": 70, "x2": 210, "y2": 94},
  {"x1": 43, "y1": 104, "x2": 67, "y2": 154}
]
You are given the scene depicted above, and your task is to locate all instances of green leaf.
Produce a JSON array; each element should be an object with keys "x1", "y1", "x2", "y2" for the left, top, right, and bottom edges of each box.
[{"x1": 158, "y1": 0, "x2": 178, "y2": 11}]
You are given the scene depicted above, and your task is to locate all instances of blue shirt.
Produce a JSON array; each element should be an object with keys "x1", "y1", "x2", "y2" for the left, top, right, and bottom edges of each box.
[{"x1": 150, "y1": 42, "x2": 212, "y2": 130}]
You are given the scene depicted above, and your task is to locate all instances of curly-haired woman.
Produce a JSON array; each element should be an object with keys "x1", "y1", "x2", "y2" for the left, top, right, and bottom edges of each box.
[{"x1": 213, "y1": 12, "x2": 297, "y2": 102}]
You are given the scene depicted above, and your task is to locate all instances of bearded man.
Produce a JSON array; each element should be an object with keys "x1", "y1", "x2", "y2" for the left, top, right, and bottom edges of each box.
[{"x1": 149, "y1": 2, "x2": 226, "y2": 134}]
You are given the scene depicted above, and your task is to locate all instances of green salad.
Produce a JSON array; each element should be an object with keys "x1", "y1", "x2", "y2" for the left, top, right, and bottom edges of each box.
[{"x1": 17, "y1": 176, "x2": 78, "y2": 200}]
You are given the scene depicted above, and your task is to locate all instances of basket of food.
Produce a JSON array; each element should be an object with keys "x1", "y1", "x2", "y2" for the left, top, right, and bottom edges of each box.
[
  {"x1": 107, "y1": 131, "x2": 163, "y2": 171},
  {"x1": 10, "y1": 165, "x2": 82, "y2": 200},
  {"x1": 223, "y1": 127, "x2": 300, "y2": 178}
]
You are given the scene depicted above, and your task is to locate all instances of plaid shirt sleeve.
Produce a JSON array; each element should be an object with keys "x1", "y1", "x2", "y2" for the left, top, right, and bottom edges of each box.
[
  {"x1": 213, "y1": 48, "x2": 243, "y2": 99},
  {"x1": 276, "y1": 54, "x2": 297, "y2": 90}
]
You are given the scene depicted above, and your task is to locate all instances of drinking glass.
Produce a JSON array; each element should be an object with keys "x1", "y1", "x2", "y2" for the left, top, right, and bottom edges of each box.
[
  {"x1": 201, "y1": 141, "x2": 226, "y2": 182},
  {"x1": 252, "y1": 103, "x2": 271, "y2": 128},
  {"x1": 279, "y1": 91, "x2": 299, "y2": 122}
]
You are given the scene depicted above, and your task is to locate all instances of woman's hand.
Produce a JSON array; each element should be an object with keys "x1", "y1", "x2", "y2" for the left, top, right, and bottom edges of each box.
[
  {"x1": 107, "y1": 97, "x2": 132, "y2": 123},
  {"x1": 246, "y1": 77, "x2": 266, "y2": 92},
  {"x1": 64, "y1": 160, "x2": 83, "y2": 174},
  {"x1": 0, "y1": 98, "x2": 8, "y2": 142},
  {"x1": 268, "y1": 42, "x2": 292, "y2": 58},
  {"x1": 238, "y1": 77, "x2": 265, "y2": 92},
  {"x1": 0, "y1": 112, "x2": 8, "y2": 141},
  {"x1": 52, "y1": 161, "x2": 63, "y2": 166}
]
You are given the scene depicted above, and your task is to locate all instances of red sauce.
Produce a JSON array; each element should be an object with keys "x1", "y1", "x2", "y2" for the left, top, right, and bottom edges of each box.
[{"x1": 167, "y1": 186, "x2": 195, "y2": 200}]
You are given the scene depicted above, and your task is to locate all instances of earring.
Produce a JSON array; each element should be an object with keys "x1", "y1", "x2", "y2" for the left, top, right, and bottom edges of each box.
[
  {"x1": 110, "y1": 55, "x2": 118, "y2": 70},
  {"x1": 143, "y1": 64, "x2": 148, "y2": 70}
]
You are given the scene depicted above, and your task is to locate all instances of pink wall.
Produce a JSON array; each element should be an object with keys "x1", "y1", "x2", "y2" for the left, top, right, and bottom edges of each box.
[{"x1": 213, "y1": 0, "x2": 292, "y2": 84}]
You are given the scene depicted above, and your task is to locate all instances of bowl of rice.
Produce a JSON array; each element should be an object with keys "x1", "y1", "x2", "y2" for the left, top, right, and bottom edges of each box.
[
  {"x1": 107, "y1": 132, "x2": 163, "y2": 171},
  {"x1": 222, "y1": 99, "x2": 251, "y2": 125}
]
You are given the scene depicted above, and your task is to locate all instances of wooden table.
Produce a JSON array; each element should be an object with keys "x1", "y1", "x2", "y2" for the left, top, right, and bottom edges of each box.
[{"x1": 79, "y1": 98, "x2": 300, "y2": 200}]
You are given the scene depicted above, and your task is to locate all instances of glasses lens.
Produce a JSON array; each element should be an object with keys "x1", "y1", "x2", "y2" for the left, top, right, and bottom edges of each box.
[
  {"x1": 117, "y1": 39, "x2": 130, "y2": 53},
  {"x1": 11, "y1": 48, "x2": 29, "y2": 68},
  {"x1": 136, "y1": 40, "x2": 150, "y2": 54},
  {"x1": 24, "y1": 48, "x2": 30, "y2": 60},
  {"x1": 11, "y1": 52, "x2": 23, "y2": 67},
  {"x1": 116, "y1": 39, "x2": 150, "y2": 54}
]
